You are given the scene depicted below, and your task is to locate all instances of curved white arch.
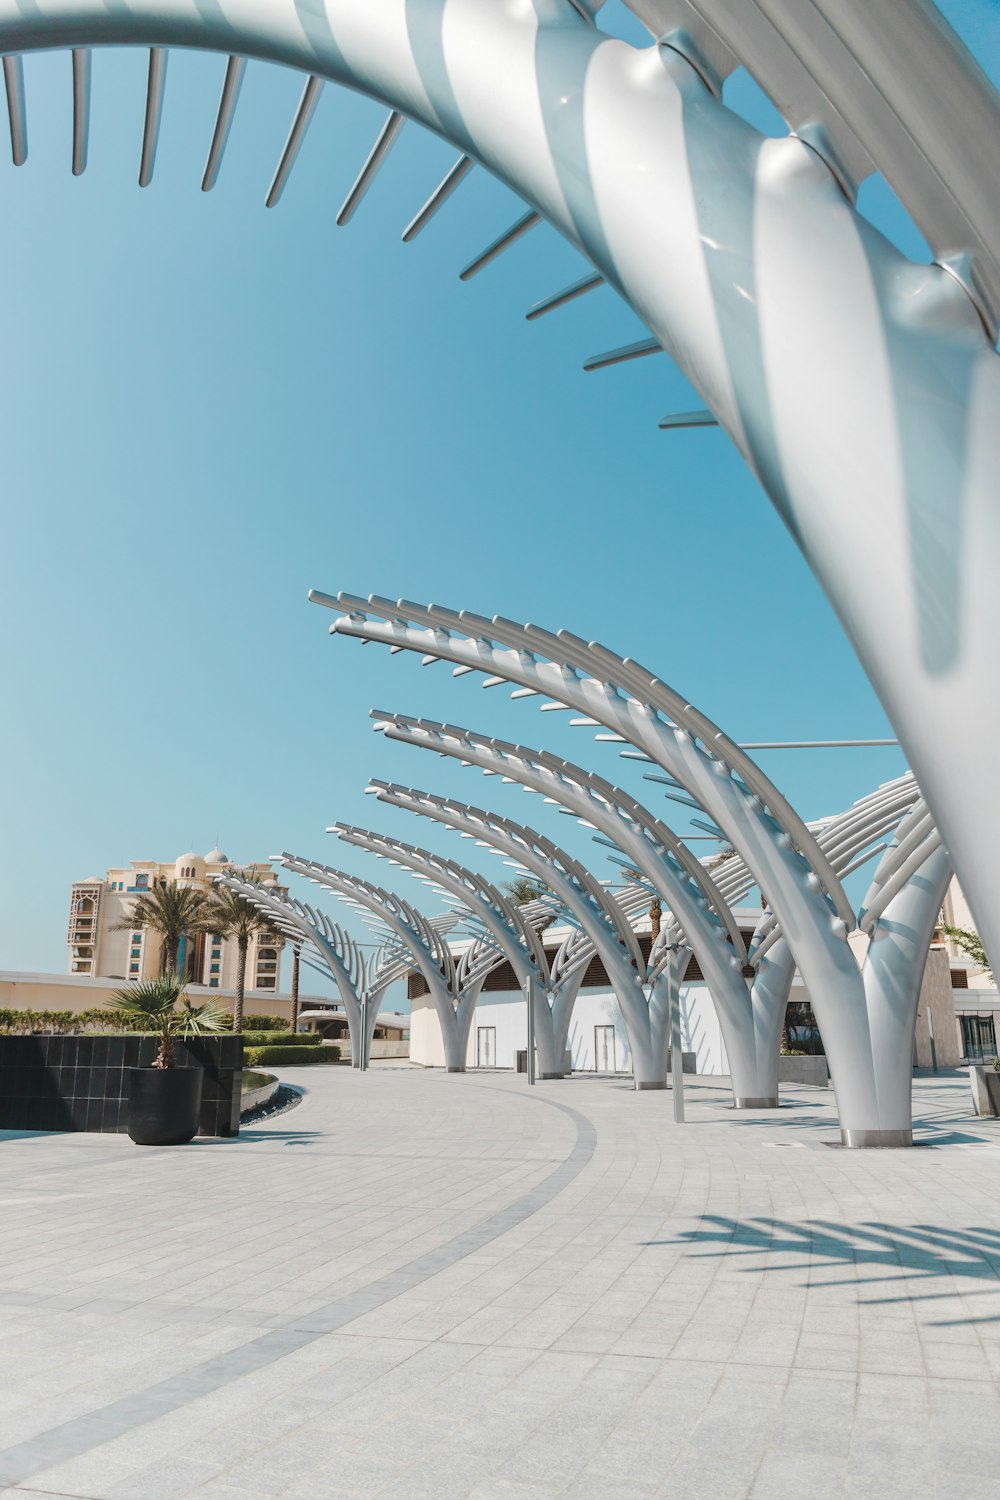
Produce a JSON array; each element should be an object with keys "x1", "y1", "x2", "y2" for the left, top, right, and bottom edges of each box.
[
  {"x1": 215, "y1": 870, "x2": 389, "y2": 1063},
  {"x1": 1, "y1": 0, "x2": 995, "y2": 968},
  {"x1": 332, "y1": 823, "x2": 577, "y2": 1078},
  {"x1": 368, "y1": 778, "x2": 701, "y2": 1090},
  {"x1": 370, "y1": 710, "x2": 787, "y2": 1106},
  {"x1": 276, "y1": 855, "x2": 492, "y2": 1070}
]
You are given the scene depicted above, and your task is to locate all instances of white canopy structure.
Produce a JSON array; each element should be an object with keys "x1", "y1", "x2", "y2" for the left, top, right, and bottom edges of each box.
[
  {"x1": 368, "y1": 713, "x2": 786, "y2": 1108},
  {"x1": 370, "y1": 711, "x2": 934, "y2": 1104},
  {"x1": 213, "y1": 871, "x2": 411, "y2": 1067},
  {"x1": 362, "y1": 781, "x2": 710, "y2": 1092},
  {"x1": 311, "y1": 593, "x2": 954, "y2": 1143},
  {"x1": 275, "y1": 858, "x2": 505, "y2": 1072},
  {"x1": 329, "y1": 825, "x2": 590, "y2": 1080},
  {"x1": 0, "y1": 0, "x2": 996, "y2": 976}
]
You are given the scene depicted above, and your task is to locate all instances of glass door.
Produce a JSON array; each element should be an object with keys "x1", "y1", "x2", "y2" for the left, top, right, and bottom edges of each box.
[{"x1": 595, "y1": 1024, "x2": 616, "y2": 1072}]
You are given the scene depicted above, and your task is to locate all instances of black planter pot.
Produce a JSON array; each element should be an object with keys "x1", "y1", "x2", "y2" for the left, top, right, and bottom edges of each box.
[{"x1": 128, "y1": 1067, "x2": 203, "y2": 1145}]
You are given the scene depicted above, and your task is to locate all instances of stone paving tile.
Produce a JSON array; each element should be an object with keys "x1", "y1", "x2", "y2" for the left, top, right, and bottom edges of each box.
[{"x1": 2, "y1": 1068, "x2": 1000, "y2": 1498}]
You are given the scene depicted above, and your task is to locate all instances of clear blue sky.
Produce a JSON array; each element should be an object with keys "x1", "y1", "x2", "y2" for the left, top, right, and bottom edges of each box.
[{"x1": 3, "y1": 0, "x2": 998, "y2": 983}]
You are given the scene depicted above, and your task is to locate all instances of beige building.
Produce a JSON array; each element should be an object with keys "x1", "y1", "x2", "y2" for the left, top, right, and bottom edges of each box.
[
  {"x1": 941, "y1": 877, "x2": 1000, "y2": 1060},
  {"x1": 67, "y1": 848, "x2": 285, "y2": 992}
]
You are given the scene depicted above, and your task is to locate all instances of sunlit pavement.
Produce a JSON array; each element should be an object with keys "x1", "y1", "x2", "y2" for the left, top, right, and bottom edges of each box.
[{"x1": 1, "y1": 1066, "x2": 999, "y2": 1499}]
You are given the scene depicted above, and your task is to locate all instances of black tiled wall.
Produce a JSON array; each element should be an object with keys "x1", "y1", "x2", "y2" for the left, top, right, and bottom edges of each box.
[{"x1": 0, "y1": 1034, "x2": 244, "y2": 1136}]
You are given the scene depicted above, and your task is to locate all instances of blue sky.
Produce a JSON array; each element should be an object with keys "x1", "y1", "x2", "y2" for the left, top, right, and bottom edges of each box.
[{"x1": 3, "y1": 0, "x2": 998, "y2": 984}]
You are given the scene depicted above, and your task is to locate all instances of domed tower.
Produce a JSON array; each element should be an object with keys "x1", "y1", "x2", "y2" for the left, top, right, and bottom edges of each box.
[
  {"x1": 175, "y1": 852, "x2": 206, "y2": 883},
  {"x1": 204, "y1": 847, "x2": 230, "y2": 868}
]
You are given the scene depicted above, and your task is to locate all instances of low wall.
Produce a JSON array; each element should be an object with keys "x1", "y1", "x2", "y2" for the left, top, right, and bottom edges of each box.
[
  {"x1": 241, "y1": 1070, "x2": 280, "y2": 1115},
  {"x1": 335, "y1": 1041, "x2": 409, "y2": 1061},
  {"x1": 778, "y1": 1055, "x2": 829, "y2": 1088},
  {"x1": 0, "y1": 1034, "x2": 243, "y2": 1136}
]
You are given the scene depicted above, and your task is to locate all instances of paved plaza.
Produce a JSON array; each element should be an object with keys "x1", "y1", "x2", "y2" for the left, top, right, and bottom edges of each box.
[{"x1": 2, "y1": 1067, "x2": 1000, "y2": 1500}]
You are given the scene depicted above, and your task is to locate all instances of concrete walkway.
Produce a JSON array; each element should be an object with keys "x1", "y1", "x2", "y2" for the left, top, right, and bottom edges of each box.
[{"x1": 1, "y1": 1067, "x2": 1000, "y2": 1499}]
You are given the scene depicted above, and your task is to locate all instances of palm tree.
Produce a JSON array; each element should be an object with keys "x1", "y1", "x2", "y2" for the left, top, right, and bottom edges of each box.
[
  {"x1": 290, "y1": 943, "x2": 301, "y2": 1033},
  {"x1": 504, "y1": 876, "x2": 550, "y2": 905},
  {"x1": 622, "y1": 868, "x2": 661, "y2": 945},
  {"x1": 202, "y1": 875, "x2": 281, "y2": 1033},
  {"x1": 112, "y1": 881, "x2": 212, "y2": 976},
  {"x1": 110, "y1": 974, "x2": 226, "y2": 1068},
  {"x1": 503, "y1": 876, "x2": 554, "y2": 932}
]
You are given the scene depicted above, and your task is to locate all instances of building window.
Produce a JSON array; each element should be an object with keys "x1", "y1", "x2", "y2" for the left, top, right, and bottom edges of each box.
[
  {"x1": 135, "y1": 875, "x2": 148, "y2": 889},
  {"x1": 129, "y1": 963, "x2": 139, "y2": 974},
  {"x1": 258, "y1": 978, "x2": 275, "y2": 989},
  {"x1": 131, "y1": 948, "x2": 141, "y2": 960},
  {"x1": 209, "y1": 978, "x2": 219, "y2": 988},
  {"x1": 132, "y1": 933, "x2": 142, "y2": 942},
  {"x1": 258, "y1": 947, "x2": 277, "y2": 960},
  {"x1": 210, "y1": 964, "x2": 219, "y2": 974},
  {"x1": 961, "y1": 1015, "x2": 997, "y2": 1062}
]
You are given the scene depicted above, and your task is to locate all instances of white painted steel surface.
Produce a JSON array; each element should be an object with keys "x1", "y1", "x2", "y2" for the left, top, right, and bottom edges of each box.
[{"x1": 0, "y1": 0, "x2": 995, "y2": 984}]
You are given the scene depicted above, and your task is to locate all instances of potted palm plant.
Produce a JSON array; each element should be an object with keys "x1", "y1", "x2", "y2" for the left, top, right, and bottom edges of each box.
[{"x1": 111, "y1": 976, "x2": 226, "y2": 1145}]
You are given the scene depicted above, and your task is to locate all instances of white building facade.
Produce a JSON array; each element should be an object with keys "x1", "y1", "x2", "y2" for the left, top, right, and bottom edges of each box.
[{"x1": 408, "y1": 890, "x2": 994, "y2": 1077}]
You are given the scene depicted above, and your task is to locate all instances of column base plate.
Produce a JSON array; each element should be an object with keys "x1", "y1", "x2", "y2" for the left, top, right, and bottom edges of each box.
[{"x1": 840, "y1": 1127, "x2": 913, "y2": 1148}]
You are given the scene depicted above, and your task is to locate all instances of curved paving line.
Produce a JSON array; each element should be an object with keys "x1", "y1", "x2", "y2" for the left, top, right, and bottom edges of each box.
[{"x1": 0, "y1": 1084, "x2": 597, "y2": 1488}]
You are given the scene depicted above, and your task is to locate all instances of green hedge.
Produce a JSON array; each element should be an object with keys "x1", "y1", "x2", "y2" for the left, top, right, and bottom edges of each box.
[
  {"x1": 244, "y1": 1044, "x2": 341, "y2": 1067},
  {"x1": 0, "y1": 1007, "x2": 157, "y2": 1035},
  {"x1": 241, "y1": 1031, "x2": 321, "y2": 1049},
  {"x1": 226, "y1": 1014, "x2": 289, "y2": 1031}
]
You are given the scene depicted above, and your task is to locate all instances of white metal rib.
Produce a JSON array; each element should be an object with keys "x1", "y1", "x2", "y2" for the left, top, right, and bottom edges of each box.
[
  {"x1": 3, "y1": 55, "x2": 26, "y2": 165},
  {"x1": 337, "y1": 109, "x2": 404, "y2": 225},
  {"x1": 658, "y1": 409, "x2": 718, "y2": 430},
  {"x1": 266, "y1": 74, "x2": 323, "y2": 207},
  {"x1": 583, "y1": 337, "x2": 662, "y2": 371},
  {"x1": 526, "y1": 273, "x2": 604, "y2": 321},
  {"x1": 460, "y1": 210, "x2": 540, "y2": 280},
  {"x1": 402, "y1": 155, "x2": 472, "y2": 242},
  {"x1": 138, "y1": 48, "x2": 167, "y2": 187},
  {"x1": 202, "y1": 55, "x2": 246, "y2": 192},
  {"x1": 71, "y1": 49, "x2": 90, "y2": 175}
]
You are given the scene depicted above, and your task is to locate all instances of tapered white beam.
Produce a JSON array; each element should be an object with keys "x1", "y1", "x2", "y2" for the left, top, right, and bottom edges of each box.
[
  {"x1": 402, "y1": 155, "x2": 472, "y2": 242},
  {"x1": 71, "y1": 49, "x2": 90, "y2": 176},
  {"x1": 583, "y1": 337, "x2": 661, "y2": 371},
  {"x1": 526, "y1": 273, "x2": 604, "y2": 321},
  {"x1": 658, "y1": 410, "x2": 718, "y2": 430},
  {"x1": 138, "y1": 47, "x2": 167, "y2": 187},
  {"x1": 3, "y1": 54, "x2": 26, "y2": 165},
  {"x1": 266, "y1": 75, "x2": 323, "y2": 207},
  {"x1": 460, "y1": 210, "x2": 540, "y2": 280},
  {"x1": 337, "y1": 109, "x2": 404, "y2": 225},
  {"x1": 202, "y1": 55, "x2": 246, "y2": 192}
]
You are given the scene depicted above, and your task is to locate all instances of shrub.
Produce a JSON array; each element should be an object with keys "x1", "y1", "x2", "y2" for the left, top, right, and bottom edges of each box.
[
  {"x1": 225, "y1": 1014, "x2": 289, "y2": 1032},
  {"x1": 244, "y1": 1044, "x2": 341, "y2": 1067},
  {"x1": 241, "y1": 1031, "x2": 321, "y2": 1049},
  {"x1": 0, "y1": 1008, "x2": 153, "y2": 1035}
]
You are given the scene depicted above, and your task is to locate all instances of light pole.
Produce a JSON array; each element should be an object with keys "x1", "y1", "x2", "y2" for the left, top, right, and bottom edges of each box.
[
  {"x1": 524, "y1": 975, "x2": 537, "y2": 1086},
  {"x1": 667, "y1": 950, "x2": 685, "y2": 1125}
]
